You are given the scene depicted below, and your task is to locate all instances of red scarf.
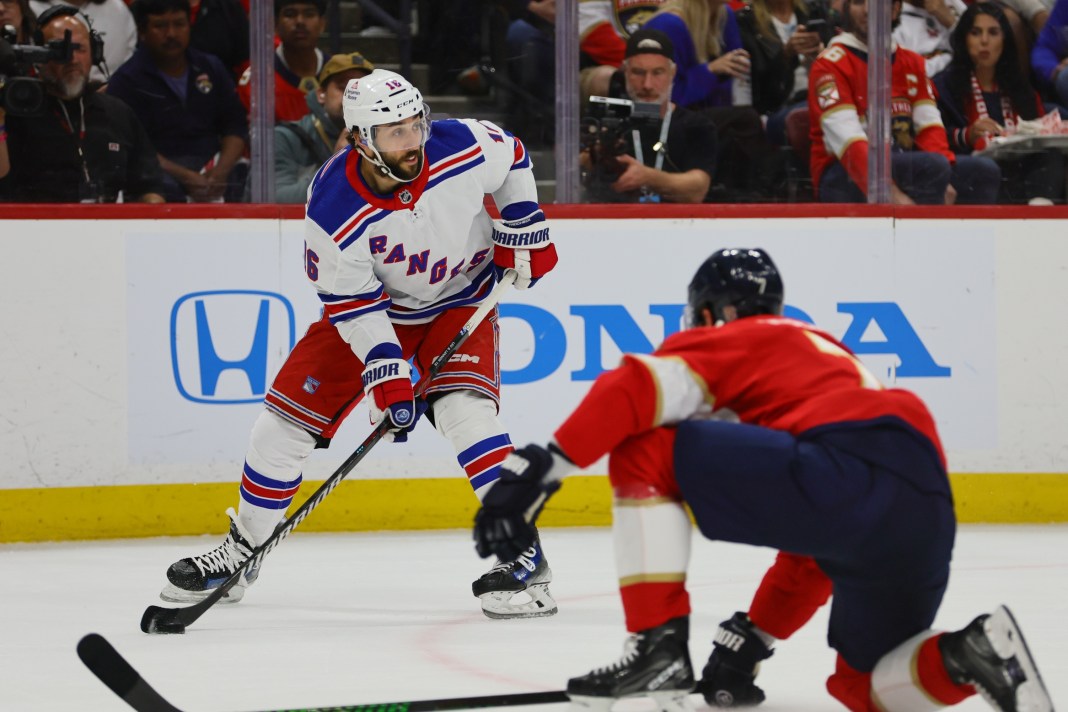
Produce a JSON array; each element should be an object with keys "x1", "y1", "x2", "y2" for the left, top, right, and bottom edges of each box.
[{"x1": 966, "y1": 72, "x2": 1017, "y2": 133}]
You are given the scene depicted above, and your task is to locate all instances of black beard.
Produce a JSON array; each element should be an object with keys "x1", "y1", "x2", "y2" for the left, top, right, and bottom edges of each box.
[{"x1": 383, "y1": 150, "x2": 423, "y2": 180}]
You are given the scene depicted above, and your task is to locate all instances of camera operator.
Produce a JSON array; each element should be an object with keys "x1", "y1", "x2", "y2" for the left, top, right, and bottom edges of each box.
[
  {"x1": 581, "y1": 29, "x2": 716, "y2": 204},
  {"x1": 0, "y1": 9, "x2": 164, "y2": 202}
]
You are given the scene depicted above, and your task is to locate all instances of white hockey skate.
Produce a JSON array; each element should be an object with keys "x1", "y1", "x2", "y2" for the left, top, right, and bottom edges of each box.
[
  {"x1": 160, "y1": 508, "x2": 260, "y2": 604},
  {"x1": 471, "y1": 534, "x2": 557, "y2": 619}
]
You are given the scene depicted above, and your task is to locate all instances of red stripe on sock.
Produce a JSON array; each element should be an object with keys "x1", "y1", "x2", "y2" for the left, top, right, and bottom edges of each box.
[
  {"x1": 619, "y1": 581, "x2": 690, "y2": 633},
  {"x1": 916, "y1": 634, "x2": 975, "y2": 704}
]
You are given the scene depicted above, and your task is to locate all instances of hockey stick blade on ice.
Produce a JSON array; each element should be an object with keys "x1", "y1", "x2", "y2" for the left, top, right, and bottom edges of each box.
[
  {"x1": 79, "y1": 632, "x2": 568, "y2": 712},
  {"x1": 141, "y1": 271, "x2": 519, "y2": 635}
]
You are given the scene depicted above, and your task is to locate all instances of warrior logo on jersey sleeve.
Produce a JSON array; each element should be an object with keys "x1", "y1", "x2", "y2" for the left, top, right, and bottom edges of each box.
[
  {"x1": 615, "y1": 0, "x2": 667, "y2": 35},
  {"x1": 891, "y1": 98, "x2": 916, "y2": 149},
  {"x1": 815, "y1": 74, "x2": 840, "y2": 110}
]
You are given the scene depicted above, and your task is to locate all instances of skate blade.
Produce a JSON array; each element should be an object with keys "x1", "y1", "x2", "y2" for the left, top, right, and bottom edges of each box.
[
  {"x1": 984, "y1": 606, "x2": 1055, "y2": 712},
  {"x1": 479, "y1": 583, "x2": 558, "y2": 619},
  {"x1": 160, "y1": 582, "x2": 245, "y2": 605}
]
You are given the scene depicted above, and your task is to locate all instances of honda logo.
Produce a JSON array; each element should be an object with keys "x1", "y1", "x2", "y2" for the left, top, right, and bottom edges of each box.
[{"x1": 170, "y1": 290, "x2": 296, "y2": 404}]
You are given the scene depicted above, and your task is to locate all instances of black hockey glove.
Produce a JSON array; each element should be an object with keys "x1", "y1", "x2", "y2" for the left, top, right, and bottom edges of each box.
[
  {"x1": 698, "y1": 612, "x2": 774, "y2": 708},
  {"x1": 473, "y1": 442, "x2": 574, "y2": 561}
]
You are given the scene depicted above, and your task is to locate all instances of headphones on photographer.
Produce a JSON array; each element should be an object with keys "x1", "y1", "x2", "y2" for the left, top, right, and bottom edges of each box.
[{"x1": 33, "y1": 4, "x2": 106, "y2": 67}]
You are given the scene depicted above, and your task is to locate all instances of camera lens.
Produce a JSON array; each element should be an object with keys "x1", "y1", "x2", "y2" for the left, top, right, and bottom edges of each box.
[{"x1": 3, "y1": 76, "x2": 45, "y2": 116}]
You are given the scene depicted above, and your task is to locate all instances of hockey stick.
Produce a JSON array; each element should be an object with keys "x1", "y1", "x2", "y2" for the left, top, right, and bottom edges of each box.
[
  {"x1": 79, "y1": 633, "x2": 569, "y2": 712},
  {"x1": 141, "y1": 271, "x2": 519, "y2": 635}
]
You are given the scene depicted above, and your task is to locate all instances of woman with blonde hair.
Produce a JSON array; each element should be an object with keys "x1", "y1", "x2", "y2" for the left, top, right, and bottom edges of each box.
[{"x1": 644, "y1": 0, "x2": 750, "y2": 108}]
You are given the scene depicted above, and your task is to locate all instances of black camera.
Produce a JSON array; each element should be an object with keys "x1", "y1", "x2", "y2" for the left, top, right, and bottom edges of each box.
[
  {"x1": 580, "y1": 95, "x2": 663, "y2": 202},
  {"x1": 0, "y1": 25, "x2": 76, "y2": 116}
]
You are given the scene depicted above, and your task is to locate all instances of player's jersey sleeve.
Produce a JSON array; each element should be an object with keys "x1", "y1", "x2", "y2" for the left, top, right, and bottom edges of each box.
[
  {"x1": 304, "y1": 151, "x2": 400, "y2": 362},
  {"x1": 553, "y1": 352, "x2": 710, "y2": 468},
  {"x1": 463, "y1": 118, "x2": 546, "y2": 226},
  {"x1": 810, "y1": 45, "x2": 870, "y2": 193}
]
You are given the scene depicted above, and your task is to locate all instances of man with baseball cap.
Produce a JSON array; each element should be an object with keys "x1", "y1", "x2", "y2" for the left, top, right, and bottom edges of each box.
[
  {"x1": 582, "y1": 27, "x2": 717, "y2": 204},
  {"x1": 274, "y1": 51, "x2": 375, "y2": 203}
]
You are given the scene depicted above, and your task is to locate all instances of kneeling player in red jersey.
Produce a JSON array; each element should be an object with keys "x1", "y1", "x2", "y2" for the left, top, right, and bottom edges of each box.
[{"x1": 473, "y1": 248, "x2": 1053, "y2": 711}]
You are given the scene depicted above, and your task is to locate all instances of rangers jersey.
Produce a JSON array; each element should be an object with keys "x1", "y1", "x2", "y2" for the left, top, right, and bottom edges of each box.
[
  {"x1": 304, "y1": 118, "x2": 543, "y2": 362},
  {"x1": 808, "y1": 33, "x2": 953, "y2": 193},
  {"x1": 554, "y1": 316, "x2": 944, "y2": 470}
]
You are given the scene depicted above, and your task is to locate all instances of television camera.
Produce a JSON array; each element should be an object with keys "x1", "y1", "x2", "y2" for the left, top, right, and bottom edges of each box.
[{"x1": 0, "y1": 25, "x2": 76, "y2": 116}]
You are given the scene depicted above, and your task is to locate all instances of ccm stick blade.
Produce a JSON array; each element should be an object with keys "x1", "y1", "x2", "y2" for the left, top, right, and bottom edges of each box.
[{"x1": 80, "y1": 633, "x2": 567, "y2": 712}]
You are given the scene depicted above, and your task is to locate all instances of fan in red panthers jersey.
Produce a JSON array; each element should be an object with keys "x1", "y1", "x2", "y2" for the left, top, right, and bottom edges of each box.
[
  {"x1": 808, "y1": 0, "x2": 1002, "y2": 204},
  {"x1": 156, "y1": 69, "x2": 561, "y2": 622},
  {"x1": 474, "y1": 248, "x2": 1053, "y2": 712}
]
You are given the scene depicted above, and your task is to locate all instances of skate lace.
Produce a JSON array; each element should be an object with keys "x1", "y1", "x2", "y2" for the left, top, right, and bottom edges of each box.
[
  {"x1": 490, "y1": 546, "x2": 539, "y2": 574},
  {"x1": 591, "y1": 635, "x2": 641, "y2": 675},
  {"x1": 191, "y1": 535, "x2": 251, "y2": 576}
]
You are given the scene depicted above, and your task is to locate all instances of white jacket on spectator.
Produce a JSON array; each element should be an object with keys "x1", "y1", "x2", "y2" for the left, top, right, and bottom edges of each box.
[{"x1": 892, "y1": 0, "x2": 968, "y2": 77}]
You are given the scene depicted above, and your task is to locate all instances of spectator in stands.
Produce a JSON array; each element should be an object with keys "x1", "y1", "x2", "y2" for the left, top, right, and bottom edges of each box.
[
  {"x1": 274, "y1": 51, "x2": 373, "y2": 203},
  {"x1": 188, "y1": 0, "x2": 248, "y2": 79},
  {"x1": 737, "y1": 0, "x2": 830, "y2": 144},
  {"x1": 108, "y1": 0, "x2": 247, "y2": 202},
  {"x1": 0, "y1": 0, "x2": 35, "y2": 41},
  {"x1": 579, "y1": 0, "x2": 666, "y2": 101},
  {"x1": 503, "y1": 0, "x2": 556, "y2": 147},
  {"x1": 31, "y1": 0, "x2": 137, "y2": 80},
  {"x1": 893, "y1": 0, "x2": 968, "y2": 77},
  {"x1": 934, "y1": 3, "x2": 1063, "y2": 204},
  {"x1": 990, "y1": 0, "x2": 1048, "y2": 77},
  {"x1": 581, "y1": 29, "x2": 716, "y2": 203},
  {"x1": 809, "y1": 0, "x2": 1001, "y2": 203},
  {"x1": 0, "y1": 10, "x2": 164, "y2": 201},
  {"x1": 645, "y1": 0, "x2": 785, "y2": 201},
  {"x1": 1032, "y1": 0, "x2": 1068, "y2": 107},
  {"x1": 236, "y1": 0, "x2": 329, "y2": 122}
]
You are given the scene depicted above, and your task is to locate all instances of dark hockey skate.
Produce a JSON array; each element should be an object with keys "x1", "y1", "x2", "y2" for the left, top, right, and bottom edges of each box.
[
  {"x1": 939, "y1": 605, "x2": 1053, "y2": 712},
  {"x1": 567, "y1": 617, "x2": 696, "y2": 712},
  {"x1": 698, "y1": 612, "x2": 774, "y2": 708},
  {"x1": 160, "y1": 508, "x2": 260, "y2": 604},
  {"x1": 472, "y1": 532, "x2": 557, "y2": 619}
]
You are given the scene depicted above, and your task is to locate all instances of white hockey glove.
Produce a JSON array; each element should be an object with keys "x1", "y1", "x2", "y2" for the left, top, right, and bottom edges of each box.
[
  {"x1": 473, "y1": 442, "x2": 574, "y2": 560},
  {"x1": 490, "y1": 219, "x2": 559, "y2": 289}
]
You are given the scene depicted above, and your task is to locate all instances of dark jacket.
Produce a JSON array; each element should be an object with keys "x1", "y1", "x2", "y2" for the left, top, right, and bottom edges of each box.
[
  {"x1": 0, "y1": 92, "x2": 165, "y2": 202},
  {"x1": 737, "y1": 1, "x2": 830, "y2": 115},
  {"x1": 107, "y1": 46, "x2": 248, "y2": 172}
]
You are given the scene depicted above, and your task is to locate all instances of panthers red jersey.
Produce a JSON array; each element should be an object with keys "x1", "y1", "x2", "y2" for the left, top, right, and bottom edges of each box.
[{"x1": 554, "y1": 316, "x2": 944, "y2": 469}]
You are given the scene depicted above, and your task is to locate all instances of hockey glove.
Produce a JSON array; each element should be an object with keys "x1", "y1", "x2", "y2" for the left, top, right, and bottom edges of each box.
[
  {"x1": 473, "y1": 442, "x2": 574, "y2": 561},
  {"x1": 698, "y1": 612, "x2": 773, "y2": 708},
  {"x1": 361, "y1": 350, "x2": 423, "y2": 443},
  {"x1": 490, "y1": 219, "x2": 558, "y2": 289}
]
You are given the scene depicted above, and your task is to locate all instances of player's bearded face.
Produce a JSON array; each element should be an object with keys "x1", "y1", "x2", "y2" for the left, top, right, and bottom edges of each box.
[{"x1": 381, "y1": 147, "x2": 424, "y2": 180}]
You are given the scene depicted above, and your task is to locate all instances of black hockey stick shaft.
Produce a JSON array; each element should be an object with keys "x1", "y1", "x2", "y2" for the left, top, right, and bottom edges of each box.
[
  {"x1": 141, "y1": 271, "x2": 518, "y2": 634},
  {"x1": 79, "y1": 633, "x2": 567, "y2": 712}
]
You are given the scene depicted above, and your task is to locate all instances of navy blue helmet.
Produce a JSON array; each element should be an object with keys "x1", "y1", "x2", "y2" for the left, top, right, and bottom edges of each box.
[{"x1": 687, "y1": 248, "x2": 784, "y2": 327}]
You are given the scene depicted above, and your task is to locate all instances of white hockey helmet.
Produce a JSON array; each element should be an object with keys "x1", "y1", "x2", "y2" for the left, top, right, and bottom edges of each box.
[{"x1": 342, "y1": 69, "x2": 431, "y2": 181}]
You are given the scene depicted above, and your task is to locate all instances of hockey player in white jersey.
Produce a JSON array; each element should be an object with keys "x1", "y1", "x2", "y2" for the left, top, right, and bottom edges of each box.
[{"x1": 159, "y1": 69, "x2": 560, "y2": 620}]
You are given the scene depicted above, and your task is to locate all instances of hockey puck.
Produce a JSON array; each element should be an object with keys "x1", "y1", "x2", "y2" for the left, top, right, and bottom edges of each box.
[{"x1": 146, "y1": 619, "x2": 186, "y2": 635}]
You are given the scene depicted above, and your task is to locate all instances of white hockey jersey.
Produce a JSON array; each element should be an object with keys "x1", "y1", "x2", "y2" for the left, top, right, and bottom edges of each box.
[{"x1": 303, "y1": 118, "x2": 544, "y2": 362}]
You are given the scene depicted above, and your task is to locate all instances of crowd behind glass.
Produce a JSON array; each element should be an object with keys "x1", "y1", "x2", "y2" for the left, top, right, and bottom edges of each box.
[{"x1": 0, "y1": 0, "x2": 1066, "y2": 205}]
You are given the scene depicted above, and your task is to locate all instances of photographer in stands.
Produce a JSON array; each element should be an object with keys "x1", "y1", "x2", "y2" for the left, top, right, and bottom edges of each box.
[
  {"x1": 0, "y1": 7, "x2": 164, "y2": 202},
  {"x1": 581, "y1": 29, "x2": 716, "y2": 203}
]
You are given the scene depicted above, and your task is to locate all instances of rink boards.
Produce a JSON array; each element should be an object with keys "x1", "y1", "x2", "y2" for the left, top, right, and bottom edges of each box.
[{"x1": 2, "y1": 205, "x2": 1067, "y2": 541}]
